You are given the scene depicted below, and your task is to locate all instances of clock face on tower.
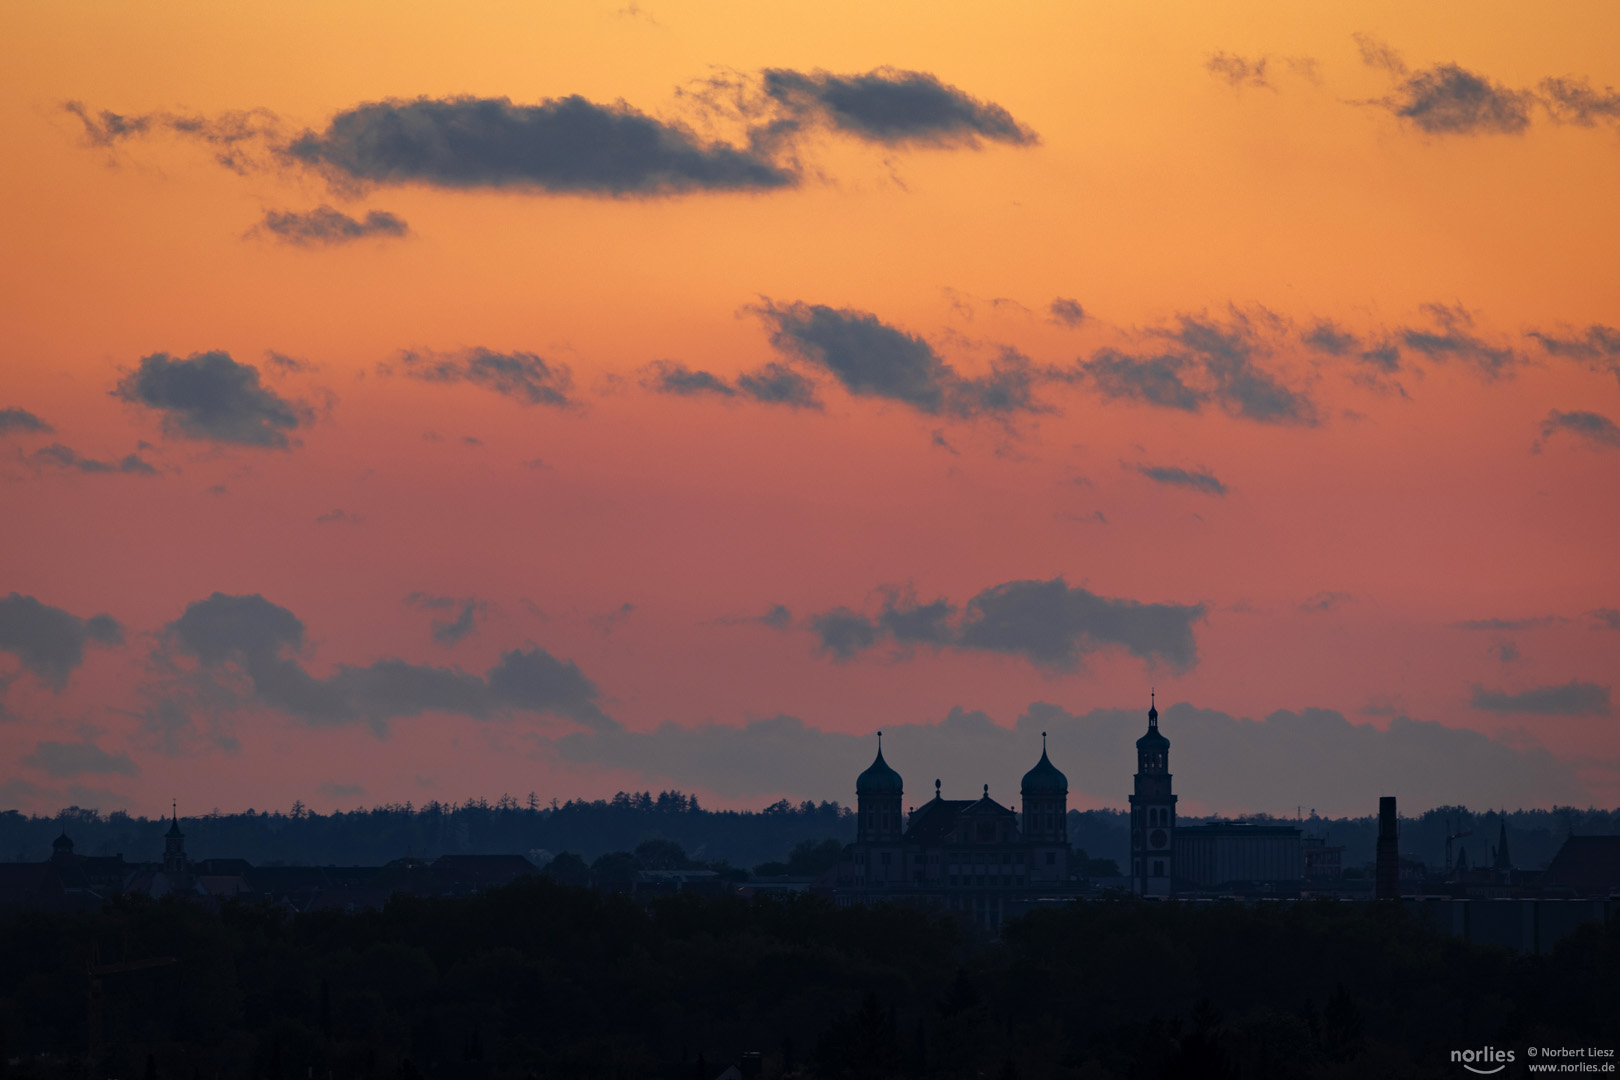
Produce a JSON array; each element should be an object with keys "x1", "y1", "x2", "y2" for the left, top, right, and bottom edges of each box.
[{"x1": 1149, "y1": 828, "x2": 1168, "y2": 849}]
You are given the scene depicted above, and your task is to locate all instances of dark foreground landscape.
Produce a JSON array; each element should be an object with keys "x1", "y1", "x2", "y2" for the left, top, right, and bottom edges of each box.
[{"x1": 2, "y1": 882, "x2": 1616, "y2": 1080}]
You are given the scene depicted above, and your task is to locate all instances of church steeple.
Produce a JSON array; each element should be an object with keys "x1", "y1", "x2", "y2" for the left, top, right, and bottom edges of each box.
[{"x1": 163, "y1": 801, "x2": 188, "y2": 875}]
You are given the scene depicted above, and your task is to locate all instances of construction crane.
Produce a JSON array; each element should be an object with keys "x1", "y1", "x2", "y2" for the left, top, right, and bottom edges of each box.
[{"x1": 87, "y1": 940, "x2": 176, "y2": 1080}]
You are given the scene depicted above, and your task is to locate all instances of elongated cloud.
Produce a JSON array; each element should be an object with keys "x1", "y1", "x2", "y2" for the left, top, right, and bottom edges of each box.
[
  {"x1": 257, "y1": 206, "x2": 409, "y2": 246},
  {"x1": 388, "y1": 348, "x2": 576, "y2": 407},
  {"x1": 808, "y1": 578, "x2": 1203, "y2": 672},
  {"x1": 760, "y1": 67, "x2": 1036, "y2": 147},
  {"x1": 756, "y1": 302, "x2": 1044, "y2": 421},
  {"x1": 1530, "y1": 325, "x2": 1620, "y2": 386},
  {"x1": 1068, "y1": 311, "x2": 1316, "y2": 425},
  {"x1": 114, "y1": 351, "x2": 313, "y2": 448},
  {"x1": 0, "y1": 594, "x2": 123, "y2": 690},
  {"x1": 1533, "y1": 410, "x2": 1620, "y2": 452},
  {"x1": 639, "y1": 359, "x2": 824, "y2": 410},
  {"x1": 27, "y1": 444, "x2": 156, "y2": 476},
  {"x1": 287, "y1": 95, "x2": 794, "y2": 195},
  {"x1": 0, "y1": 407, "x2": 53, "y2": 435},
  {"x1": 1470, "y1": 681, "x2": 1611, "y2": 717},
  {"x1": 161, "y1": 592, "x2": 614, "y2": 732},
  {"x1": 1132, "y1": 463, "x2": 1227, "y2": 496},
  {"x1": 1398, "y1": 303, "x2": 1519, "y2": 379},
  {"x1": 23, "y1": 738, "x2": 139, "y2": 778}
]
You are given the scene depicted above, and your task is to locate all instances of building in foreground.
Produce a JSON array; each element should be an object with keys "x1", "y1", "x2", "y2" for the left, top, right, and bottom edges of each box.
[{"x1": 832, "y1": 732, "x2": 1083, "y2": 928}]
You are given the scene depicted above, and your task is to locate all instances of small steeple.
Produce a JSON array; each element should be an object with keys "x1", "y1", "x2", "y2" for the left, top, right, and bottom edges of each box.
[{"x1": 1149, "y1": 688, "x2": 1158, "y2": 725}]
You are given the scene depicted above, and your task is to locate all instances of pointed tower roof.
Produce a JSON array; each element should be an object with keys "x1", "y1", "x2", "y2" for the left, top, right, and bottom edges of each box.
[
  {"x1": 856, "y1": 732, "x2": 903, "y2": 795},
  {"x1": 166, "y1": 801, "x2": 184, "y2": 837},
  {"x1": 1136, "y1": 691, "x2": 1169, "y2": 751},
  {"x1": 1021, "y1": 732, "x2": 1069, "y2": 795}
]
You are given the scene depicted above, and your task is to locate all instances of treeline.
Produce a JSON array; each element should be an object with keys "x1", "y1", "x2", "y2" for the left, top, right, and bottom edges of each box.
[
  {"x1": 0, "y1": 794, "x2": 852, "y2": 870},
  {"x1": 1, "y1": 882, "x2": 1616, "y2": 1080},
  {"x1": 3, "y1": 800, "x2": 1614, "y2": 875}
]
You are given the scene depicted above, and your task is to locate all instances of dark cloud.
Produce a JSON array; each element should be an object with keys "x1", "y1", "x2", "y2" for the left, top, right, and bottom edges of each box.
[
  {"x1": 27, "y1": 444, "x2": 156, "y2": 476},
  {"x1": 1048, "y1": 298, "x2": 1085, "y2": 327},
  {"x1": 759, "y1": 604, "x2": 793, "y2": 629},
  {"x1": 760, "y1": 68, "x2": 1036, "y2": 147},
  {"x1": 390, "y1": 348, "x2": 576, "y2": 407},
  {"x1": 1133, "y1": 463, "x2": 1227, "y2": 496},
  {"x1": 877, "y1": 589, "x2": 956, "y2": 646},
  {"x1": 1529, "y1": 325, "x2": 1620, "y2": 386},
  {"x1": 1069, "y1": 312, "x2": 1315, "y2": 424},
  {"x1": 0, "y1": 594, "x2": 124, "y2": 690},
  {"x1": 735, "y1": 363, "x2": 822, "y2": 410},
  {"x1": 1299, "y1": 591, "x2": 1353, "y2": 614},
  {"x1": 1469, "y1": 681, "x2": 1611, "y2": 717},
  {"x1": 561, "y1": 700, "x2": 1586, "y2": 814},
  {"x1": 0, "y1": 408, "x2": 53, "y2": 435},
  {"x1": 257, "y1": 205, "x2": 409, "y2": 246},
  {"x1": 1534, "y1": 410, "x2": 1620, "y2": 452},
  {"x1": 163, "y1": 592, "x2": 614, "y2": 731},
  {"x1": 484, "y1": 648, "x2": 609, "y2": 726},
  {"x1": 1300, "y1": 320, "x2": 1408, "y2": 388},
  {"x1": 1452, "y1": 615, "x2": 1567, "y2": 632},
  {"x1": 266, "y1": 351, "x2": 315, "y2": 375},
  {"x1": 641, "y1": 360, "x2": 737, "y2": 398},
  {"x1": 1168, "y1": 314, "x2": 1317, "y2": 424},
  {"x1": 1399, "y1": 304, "x2": 1518, "y2": 379},
  {"x1": 809, "y1": 608, "x2": 878, "y2": 660},
  {"x1": 756, "y1": 302, "x2": 1046, "y2": 421},
  {"x1": 951, "y1": 578, "x2": 1203, "y2": 671},
  {"x1": 1375, "y1": 63, "x2": 1535, "y2": 136},
  {"x1": 1074, "y1": 351, "x2": 1204, "y2": 411},
  {"x1": 1206, "y1": 53, "x2": 1271, "y2": 90},
  {"x1": 1538, "y1": 77, "x2": 1620, "y2": 128},
  {"x1": 287, "y1": 95, "x2": 793, "y2": 195},
  {"x1": 1497, "y1": 641, "x2": 1521, "y2": 664},
  {"x1": 1589, "y1": 609, "x2": 1620, "y2": 631},
  {"x1": 114, "y1": 351, "x2": 313, "y2": 448},
  {"x1": 404, "y1": 594, "x2": 486, "y2": 647},
  {"x1": 23, "y1": 739, "x2": 139, "y2": 779}
]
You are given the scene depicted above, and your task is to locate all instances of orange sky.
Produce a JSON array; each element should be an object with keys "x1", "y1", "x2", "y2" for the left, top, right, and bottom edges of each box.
[{"x1": 1, "y1": 0, "x2": 1617, "y2": 819}]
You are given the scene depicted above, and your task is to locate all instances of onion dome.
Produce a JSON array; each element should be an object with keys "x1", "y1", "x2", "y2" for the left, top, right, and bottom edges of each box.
[
  {"x1": 1136, "y1": 691, "x2": 1169, "y2": 751},
  {"x1": 856, "y1": 733, "x2": 903, "y2": 796},
  {"x1": 1021, "y1": 732, "x2": 1068, "y2": 795}
]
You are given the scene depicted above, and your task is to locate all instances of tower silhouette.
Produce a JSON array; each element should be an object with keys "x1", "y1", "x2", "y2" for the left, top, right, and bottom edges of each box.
[{"x1": 1129, "y1": 692, "x2": 1176, "y2": 896}]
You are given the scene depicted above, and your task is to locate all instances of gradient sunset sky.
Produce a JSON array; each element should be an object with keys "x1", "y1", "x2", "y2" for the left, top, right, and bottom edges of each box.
[{"x1": 2, "y1": 0, "x2": 1617, "y2": 819}]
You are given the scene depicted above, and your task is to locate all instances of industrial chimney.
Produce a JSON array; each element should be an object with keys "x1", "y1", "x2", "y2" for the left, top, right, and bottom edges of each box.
[{"x1": 1375, "y1": 796, "x2": 1399, "y2": 900}]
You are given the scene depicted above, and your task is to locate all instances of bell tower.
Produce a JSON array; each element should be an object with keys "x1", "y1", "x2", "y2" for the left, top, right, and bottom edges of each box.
[{"x1": 1128, "y1": 693, "x2": 1176, "y2": 896}]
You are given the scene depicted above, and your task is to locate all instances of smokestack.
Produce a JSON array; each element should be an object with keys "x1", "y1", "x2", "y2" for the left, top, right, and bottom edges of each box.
[{"x1": 1375, "y1": 796, "x2": 1399, "y2": 899}]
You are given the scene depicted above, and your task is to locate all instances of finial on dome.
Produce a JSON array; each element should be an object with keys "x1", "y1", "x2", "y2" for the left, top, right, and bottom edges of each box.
[
  {"x1": 1149, "y1": 689, "x2": 1158, "y2": 724},
  {"x1": 1042, "y1": 731, "x2": 1048, "y2": 751},
  {"x1": 983, "y1": 784, "x2": 989, "y2": 797},
  {"x1": 935, "y1": 778, "x2": 941, "y2": 796}
]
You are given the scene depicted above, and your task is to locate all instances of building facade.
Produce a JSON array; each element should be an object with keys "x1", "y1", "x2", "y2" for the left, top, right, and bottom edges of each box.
[
  {"x1": 834, "y1": 732, "x2": 1083, "y2": 928},
  {"x1": 1129, "y1": 695, "x2": 1176, "y2": 896},
  {"x1": 1177, "y1": 822, "x2": 1305, "y2": 888}
]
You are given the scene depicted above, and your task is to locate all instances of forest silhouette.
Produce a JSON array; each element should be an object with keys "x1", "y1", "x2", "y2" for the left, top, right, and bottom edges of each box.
[{"x1": 1, "y1": 878, "x2": 1616, "y2": 1080}]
